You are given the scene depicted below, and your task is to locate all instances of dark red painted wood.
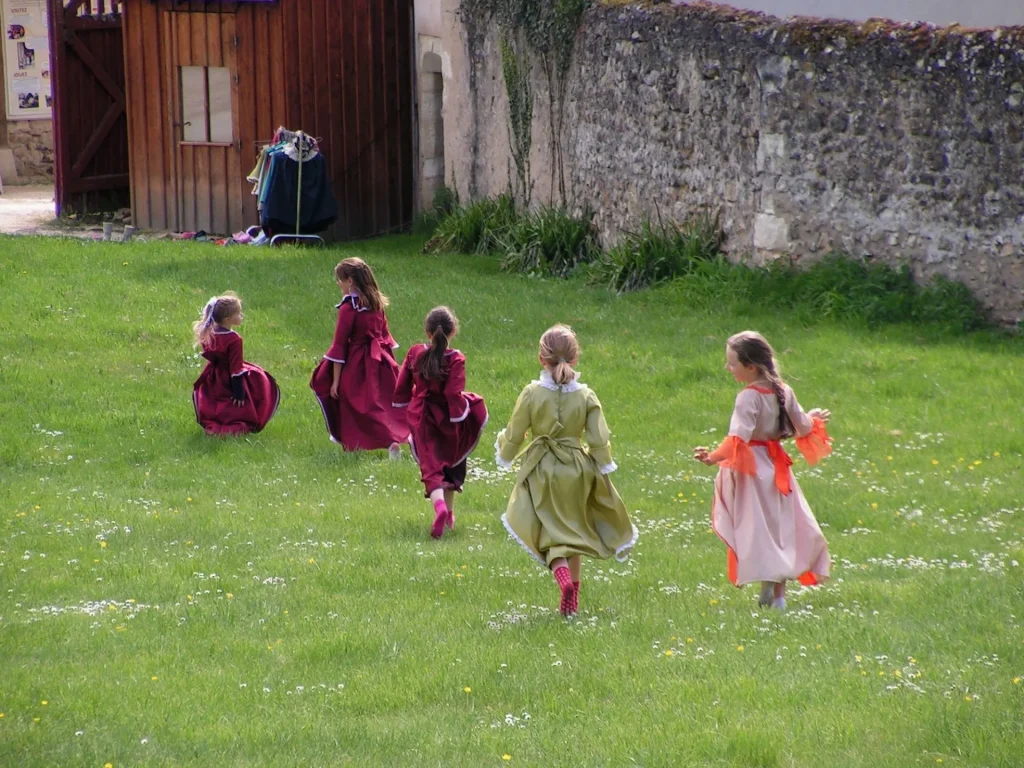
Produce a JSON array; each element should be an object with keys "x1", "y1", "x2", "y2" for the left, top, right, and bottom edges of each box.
[
  {"x1": 122, "y1": 0, "x2": 414, "y2": 239},
  {"x1": 49, "y1": 0, "x2": 130, "y2": 214}
]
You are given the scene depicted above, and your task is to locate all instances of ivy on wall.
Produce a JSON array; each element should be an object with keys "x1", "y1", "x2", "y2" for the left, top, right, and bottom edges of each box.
[{"x1": 460, "y1": 0, "x2": 588, "y2": 207}]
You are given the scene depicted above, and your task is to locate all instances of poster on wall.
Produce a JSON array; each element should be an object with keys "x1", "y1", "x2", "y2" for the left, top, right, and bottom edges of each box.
[{"x1": 2, "y1": 0, "x2": 50, "y2": 120}]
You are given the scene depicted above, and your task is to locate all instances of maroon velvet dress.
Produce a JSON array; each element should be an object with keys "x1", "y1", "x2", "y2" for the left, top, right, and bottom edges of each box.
[
  {"x1": 309, "y1": 295, "x2": 410, "y2": 450},
  {"x1": 393, "y1": 344, "x2": 489, "y2": 496},
  {"x1": 192, "y1": 329, "x2": 281, "y2": 435}
]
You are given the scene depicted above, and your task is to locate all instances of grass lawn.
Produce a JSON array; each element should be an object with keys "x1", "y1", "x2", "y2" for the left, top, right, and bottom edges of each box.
[{"x1": 0, "y1": 234, "x2": 1022, "y2": 767}]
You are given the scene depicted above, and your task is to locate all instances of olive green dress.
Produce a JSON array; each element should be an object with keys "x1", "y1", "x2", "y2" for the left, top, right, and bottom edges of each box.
[{"x1": 496, "y1": 371, "x2": 637, "y2": 567}]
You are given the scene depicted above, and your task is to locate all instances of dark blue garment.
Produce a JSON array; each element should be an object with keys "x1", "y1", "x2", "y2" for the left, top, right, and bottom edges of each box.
[{"x1": 260, "y1": 153, "x2": 339, "y2": 235}]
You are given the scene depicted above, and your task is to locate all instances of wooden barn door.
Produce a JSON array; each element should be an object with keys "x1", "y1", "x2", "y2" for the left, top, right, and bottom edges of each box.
[
  {"x1": 334, "y1": 0, "x2": 415, "y2": 239},
  {"x1": 48, "y1": 0, "x2": 130, "y2": 215},
  {"x1": 165, "y1": 12, "x2": 240, "y2": 235}
]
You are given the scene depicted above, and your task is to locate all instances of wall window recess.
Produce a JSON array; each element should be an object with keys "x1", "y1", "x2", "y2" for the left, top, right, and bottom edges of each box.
[{"x1": 179, "y1": 66, "x2": 233, "y2": 144}]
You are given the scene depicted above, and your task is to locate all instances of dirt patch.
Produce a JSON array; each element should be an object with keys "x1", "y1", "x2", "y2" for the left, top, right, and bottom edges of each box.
[
  {"x1": 0, "y1": 185, "x2": 160, "y2": 240},
  {"x1": 0, "y1": 185, "x2": 63, "y2": 236}
]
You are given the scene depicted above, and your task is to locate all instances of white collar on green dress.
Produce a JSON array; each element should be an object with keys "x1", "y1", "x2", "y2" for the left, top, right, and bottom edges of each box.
[{"x1": 537, "y1": 369, "x2": 583, "y2": 393}]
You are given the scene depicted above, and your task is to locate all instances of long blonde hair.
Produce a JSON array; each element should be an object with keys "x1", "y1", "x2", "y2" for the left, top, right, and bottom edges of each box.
[
  {"x1": 539, "y1": 324, "x2": 580, "y2": 386},
  {"x1": 335, "y1": 258, "x2": 388, "y2": 313},
  {"x1": 193, "y1": 292, "x2": 241, "y2": 348}
]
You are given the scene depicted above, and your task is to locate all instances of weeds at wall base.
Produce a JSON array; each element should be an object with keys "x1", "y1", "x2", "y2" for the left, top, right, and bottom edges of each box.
[{"x1": 425, "y1": 196, "x2": 990, "y2": 334}]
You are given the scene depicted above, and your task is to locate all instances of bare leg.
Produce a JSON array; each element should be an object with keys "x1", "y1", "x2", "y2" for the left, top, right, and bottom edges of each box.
[
  {"x1": 568, "y1": 556, "x2": 581, "y2": 582},
  {"x1": 568, "y1": 556, "x2": 582, "y2": 615},
  {"x1": 443, "y1": 489, "x2": 456, "y2": 531},
  {"x1": 772, "y1": 580, "x2": 787, "y2": 610}
]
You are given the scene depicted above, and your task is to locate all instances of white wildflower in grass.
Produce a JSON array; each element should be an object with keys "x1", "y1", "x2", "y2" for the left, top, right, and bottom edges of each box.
[{"x1": 2, "y1": 236, "x2": 1023, "y2": 764}]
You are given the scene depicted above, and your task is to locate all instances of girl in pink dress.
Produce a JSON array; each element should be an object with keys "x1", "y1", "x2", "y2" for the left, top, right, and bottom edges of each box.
[
  {"x1": 392, "y1": 307, "x2": 488, "y2": 539},
  {"x1": 192, "y1": 292, "x2": 280, "y2": 435},
  {"x1": 693, "y1": 331, "x2": 833, "y2": 610},
  {"x1": 310, "y1": 258, "x2": 410, "y2": 455}
]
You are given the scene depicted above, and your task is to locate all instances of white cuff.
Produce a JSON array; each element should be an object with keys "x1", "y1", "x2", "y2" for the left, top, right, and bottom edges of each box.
[
  {"x1": 450, "y1": 400, "x2": 470, "y2": 423},
  {"x1": 391, "y1": 343, "x2": 400, "y2": 350},
  {"x1": 598, "y1": 460, "x2": 618, "y2": 475},
  {"x1": 230, "y1": 371, "x2": 248, "y2": 377},
  {"x1": 324, "y1": 355, "x2": 345, "y2": 364},
  {"x1": 494, "y1": 436, "x2": 514, "y2": 471},
  {"x1": 392, "y1": 402, "x2": 410, "y2": 409}
]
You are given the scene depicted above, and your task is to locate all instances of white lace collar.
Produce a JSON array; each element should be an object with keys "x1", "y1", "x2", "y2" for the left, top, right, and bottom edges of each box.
[
  {"x1": 336, "y1": 294, "x2": 369, "y2": 312},
  {"x1": 537, "y1": 369, "x2": 583, "y2": 393}
]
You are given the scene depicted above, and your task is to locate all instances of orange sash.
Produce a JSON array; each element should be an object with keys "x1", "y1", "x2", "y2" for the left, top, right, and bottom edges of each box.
[{"x1": 749, "y1": 439, "x2": 793, "y2": 496}]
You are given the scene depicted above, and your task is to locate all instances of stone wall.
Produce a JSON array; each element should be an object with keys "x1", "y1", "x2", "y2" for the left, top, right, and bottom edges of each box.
[
  {"x1": 7, "y1": 119, "x2": 54, "y2": 181},
  {"x1": 446, "y1": 1, "x2": 1024, "y2": 324},
  {"x1": 693, "y1": 0, "x2": 1024, "y2": 28}
]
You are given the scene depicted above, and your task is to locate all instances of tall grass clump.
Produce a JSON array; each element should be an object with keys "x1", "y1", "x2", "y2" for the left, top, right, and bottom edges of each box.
[
  {"x1": 671, "y1": 253, "x2": 989, "y2": 332},
  {"x1": 911, "y1": 274, "x2": 988, "y2": 332},
  {"x1": 499, "y1": 206, "x2": 599, "y2": 277},
  {"x1": 593, "y1": 214, "x2": 723, "y2": 293},
  {"x1": 412, "y1": 186, "x2": 461, "y2": 236},
  {"x1": 423, "y1": 193, "x2": 519, "y2": 255},
  {"x1": 750, "y1": 256, "x2": 987, "y2": 331}
]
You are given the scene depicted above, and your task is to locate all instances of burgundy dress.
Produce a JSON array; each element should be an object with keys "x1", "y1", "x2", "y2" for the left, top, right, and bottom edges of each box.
[
  {"x1": 192, "y1": 329, "x2": 281, "y2": 435},
  {"x1": 393, "y1": 344, "x2": 488, "y2": 496},
  {"x1": 310, "y1": 295, "x2": 410, "y2": 450}
]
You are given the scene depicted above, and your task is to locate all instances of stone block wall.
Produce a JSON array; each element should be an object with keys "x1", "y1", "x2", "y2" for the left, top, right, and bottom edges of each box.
[
  {"x1": 446, "y1": 1, "x2": 1024, "y2": 324},
  {"x1": 7, "y1": 119, "x2": 54, "y2": 181}
]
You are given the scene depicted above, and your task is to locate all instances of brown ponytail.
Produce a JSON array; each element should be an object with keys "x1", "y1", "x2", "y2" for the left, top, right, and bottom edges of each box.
[
  {"x1": 763, "y1": 367, "x2": 794, "y2": 439},
  {"x1": 539, "y1": 325, "x2": 580, "y2": 386},
  {"x1": 727, "y1": 330, "x2": 793, "y2": 438},
  {"x1": 418, "y1": 306, "x2": 458, "y2": 381}
]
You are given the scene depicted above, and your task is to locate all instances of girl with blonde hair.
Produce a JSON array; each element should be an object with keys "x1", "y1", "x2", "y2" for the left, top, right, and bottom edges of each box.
[
  {"x1": 496, "y1": 325, "x2": 637, "y2": 616},
  {"x1": 191, "y1": 292, "x2": 280, "y2": 435}
]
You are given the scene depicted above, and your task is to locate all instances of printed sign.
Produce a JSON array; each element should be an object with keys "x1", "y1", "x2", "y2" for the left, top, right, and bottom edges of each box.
[{"x1": 2, "y1": 0, "x2": 50, "y2": 120}]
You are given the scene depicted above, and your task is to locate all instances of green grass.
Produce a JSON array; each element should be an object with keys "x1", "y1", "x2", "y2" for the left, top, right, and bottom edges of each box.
[{"x1": 1, "y1": 234, "x2": 1022, "y2": 767}]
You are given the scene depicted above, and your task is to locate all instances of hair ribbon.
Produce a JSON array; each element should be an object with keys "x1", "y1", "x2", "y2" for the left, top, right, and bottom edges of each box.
[{"x1": 202, "y1": 297, "x2": 218, "y2": 326}]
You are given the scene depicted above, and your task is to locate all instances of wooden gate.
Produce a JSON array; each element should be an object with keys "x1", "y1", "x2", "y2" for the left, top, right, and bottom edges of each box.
[{"x1": 48, "y1": 0, "x2": 129, "y2": 215}]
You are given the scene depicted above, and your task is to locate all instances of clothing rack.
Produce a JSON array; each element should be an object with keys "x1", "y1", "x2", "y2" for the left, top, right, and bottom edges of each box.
[{"x1": 247, "y1": 127, "x2": 327, "y2": 247}]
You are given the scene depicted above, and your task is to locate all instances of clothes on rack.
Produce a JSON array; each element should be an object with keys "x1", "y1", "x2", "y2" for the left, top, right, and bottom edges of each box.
[
  {"x1": 261, "y1": 153, "x2": 339, "y2": 236},
  {"x1": 246, "y1": 127, "x2": 337, "y2": 237}
]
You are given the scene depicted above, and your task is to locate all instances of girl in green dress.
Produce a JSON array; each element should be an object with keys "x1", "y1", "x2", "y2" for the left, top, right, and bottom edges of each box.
[{"x1": 496, "y1": 325, "x2": 637, "y2": 616}]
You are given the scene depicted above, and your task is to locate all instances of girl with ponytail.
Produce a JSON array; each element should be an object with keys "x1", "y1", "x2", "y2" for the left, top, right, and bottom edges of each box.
[
  {"x1": 191, "y1": 292, "x2": 280, "y2": 435},
  {"x1": 693, "y1": 331, "x2": 833, "y2": 610},
  {"x1": 392, "y1": 307, "x2": 488, "y2": 539},
  {"x1": 310, "y1": 258, "x2": 410, "y2": 455},
  {"x1": 495, "y1": 325, "x2": 637, "y2": 617}
]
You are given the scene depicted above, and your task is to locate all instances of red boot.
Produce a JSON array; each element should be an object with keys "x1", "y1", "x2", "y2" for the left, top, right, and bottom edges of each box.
[
  {"x1": 430, "y1": 500, "x2": 448, "y2": 539},
  {"x1": 554, "y1": 566, "x2": 574, "y2": 616}
]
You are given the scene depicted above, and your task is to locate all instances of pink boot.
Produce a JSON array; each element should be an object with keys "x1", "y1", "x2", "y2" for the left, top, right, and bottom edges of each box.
[
  {"x1": 554, "y1": 566, "x2": 574, "y2": 616},
  {"x1": 430, "y1": 499, "x2": 448, "y2": 539}
]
